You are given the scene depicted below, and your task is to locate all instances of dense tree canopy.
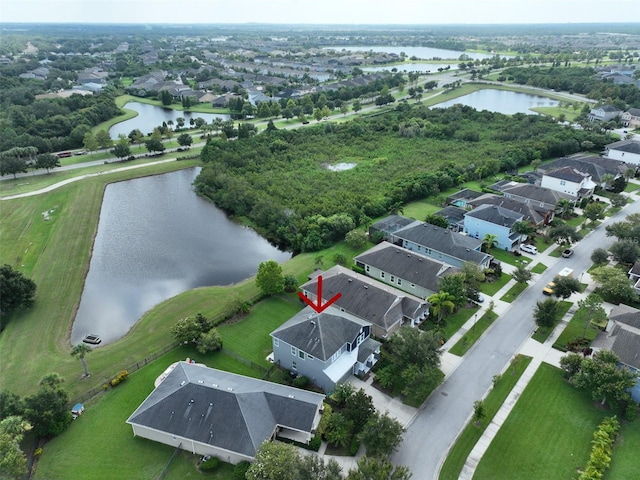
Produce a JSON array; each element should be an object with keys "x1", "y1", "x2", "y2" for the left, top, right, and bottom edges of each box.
[{"x1": 0, "y1": 264, "x2": 37, "y2": 319}]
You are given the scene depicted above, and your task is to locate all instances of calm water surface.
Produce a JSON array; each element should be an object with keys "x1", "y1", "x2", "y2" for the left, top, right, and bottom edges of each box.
[
  {"x1": 432, "y1": 89, "x2": 558, "y2": 115},
  {"x1": 326, "y1": 46, "x2": 501, "y2": 60},
  {"x1": 109, "y1": 102, "x2": 230, "y2": 139},
  {"x1": 71, "y1": 168, "x2": 290, "y2": 345},
  {"x1": 363, "y1": 63, "x2": 458, "y2": 73}
]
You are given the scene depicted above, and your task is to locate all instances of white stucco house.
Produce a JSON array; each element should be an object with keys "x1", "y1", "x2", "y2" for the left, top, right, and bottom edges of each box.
[
  {"x1": 540, "y1": 166, "x2": 596, "y2": 198},
  {"x1": 604, "y1": 139, "x2": 640, "y2": 167}
]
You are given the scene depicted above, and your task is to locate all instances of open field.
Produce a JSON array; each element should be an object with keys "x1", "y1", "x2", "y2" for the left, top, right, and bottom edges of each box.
[{"x1": 473, "y1": 364, "x2": 631, "y2": 480}]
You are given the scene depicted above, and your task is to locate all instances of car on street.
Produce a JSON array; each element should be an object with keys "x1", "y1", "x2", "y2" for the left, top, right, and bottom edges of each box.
[
  {"x1": 562, "y1": 248, "x2": 574, "y2": 258},
  {"x1": 520, "y1": 244, "x2": 538, "y2": 255}
]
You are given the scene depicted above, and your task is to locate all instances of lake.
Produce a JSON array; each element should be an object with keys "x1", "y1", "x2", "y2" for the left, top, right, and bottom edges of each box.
[
  {"x1": 109, "y1": 102, "x2": 230, "y2": 139},
  {"x1": 70, "y1": 168, "x2": 290, "y2": 345},
  {"x1": 326, "y1": 46, "x2": 501, "y2": 60},
  {"x1": 431, "y1": 89, "x2": 559, "y2": 115},
  {"x1": 363, "y1": 63, "x2": 458, "y2": 73}
]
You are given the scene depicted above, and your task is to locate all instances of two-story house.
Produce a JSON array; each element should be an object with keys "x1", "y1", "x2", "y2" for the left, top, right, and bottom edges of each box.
[
  {"x1": 629, "y1": 262, "x2": 640, "y2": 295},
  {"x1": 622, "y1": 108, "x2": 640, "y2": 130},
  {"x1": 587, "y1": 104, "x2": 623, "y2": 122},
  {"x1": 540, "y1": 167, "x2": 596, "y2": 198},
  {"x1": 468, "y1": 194, "x2": 545, "y2": 226},
  {"x1": 463, "y1": 204, "x2": 524, "y2": 251},
  {"x1": 604, "y1": 139, "x2": 640, "y2": 167},
  {"x1": 539, "y1": 154, "x2": 627, "y2": 189},
  {"x1": 299, "y1": 265, "x2": 430, "y2": 339},
  {"x1": 491, "y1": 182, "x2": 577, "y2": 221},
  {"x1": 270, "y1": 306, "x2": 381, "y2": 392},
  {"x1": 354, "y1": 242, "x2": 459, "y2": 300},
  {"x1": 383, "y1": 220, "x2": 492, "y2": 269}
]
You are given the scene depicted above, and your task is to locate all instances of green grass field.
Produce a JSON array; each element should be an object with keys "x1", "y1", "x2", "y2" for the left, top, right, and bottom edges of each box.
[
  {"x1": 439, "y1": 355, "x2": 532, "y2": 480},
  {"x1": 479, "y1": 273, "x2": 512, "y2": 296},
  {"x1": 531, "y1": 301, "x2": 573, "y2": 343},
  {"x1": 473, "y1": 364, "x2": 629, "y2": 480},
  {"x1": 33, "y1": 347, "x2": 259, "y2": 480},
  {"x1": 421, "y1": 306, "x2": 480, "y2": 342},
  {"x1": 448, "y1": 310, "x2": 499, "y2": 356},
  {"x1": 489, "y1": 248, "x2": 533, "y2": 267},
  {"x1": 530, "y1": 263, "x2": 547, "y2": 274},
  {"x1": 500, "y1": 282, "x2": 527, "y2": 303},
  {"x1": 552, "y1": 306, "x2": 603, "y2": 351}
]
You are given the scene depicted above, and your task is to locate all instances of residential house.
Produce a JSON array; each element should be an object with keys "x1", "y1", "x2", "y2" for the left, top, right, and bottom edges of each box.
[
  {"x1": 299, "y1": 265, "x2": 429, "y2": 339},
  {"x1": 592, "y1": 305, "x2": 640, "y2": 402},
  {"x1": 497, "y1": 182, "x2": 577, "y2": 216},
  {"x1": 386, "y1": 220, "x2": 492, "y2": 268},
  {"x1": 445, "y1": 188, "x2": 483, "y2": 209},
  {"x1": 433, "y1": 206, "x2": 467, "y2": 231},
  {"x1": 622, "y1": 108, "x2": 640, "y2": 130},
  {"x1": 540, "y1": 167, "x2": 596, "y2": 198},
  {"x1": 629, "y1": 262, "x2": 640, "y2": 295},
  {"x1": 354, "y1": 242, "x2": 459, "y2": 299},
  {"x1": 604, "y1": 139, "x2": 640, "y2": 167},
  {"x1": 126, "y1": 362, "x2": 324, "y2": 464},
  {"x1": 538, "y1": 154, "x2": 627, "y2": 189},
  {"x1": 369, "y1": 215, "x2": 419, "y2": 241},
  {"x1": 468, "y1": 194, "x2": 545, "y2": 226},
  {"x1": 271, "y1": 306, "x2": 381, "y2": 392},
  {"x1": 587, "y1": 105, "x2": 623, "y2": 122},
  {"x1": 463, "y1": 204, "x2": 524, "y2": 251}
]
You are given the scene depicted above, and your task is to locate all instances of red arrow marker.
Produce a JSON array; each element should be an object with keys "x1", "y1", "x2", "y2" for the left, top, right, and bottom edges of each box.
[{"x1": 298, "y1": 275, "x2": 342, "y2": 314}]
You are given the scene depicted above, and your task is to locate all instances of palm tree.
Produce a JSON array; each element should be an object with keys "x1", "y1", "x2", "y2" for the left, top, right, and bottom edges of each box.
[
  {"x1": 388, "y1": 202, "x2": 404, "y2": 215},
  {"x1": 427, "y1": 291, "x2": 456, "y2": 325},
  {"x1": 512, "y1": 221, "x2": 536, "y2": 243},
  {"x1": 624, "y1": 168, "x2": 635, "y2": 181},
  {"x1": 600, "y1": 173, "x2": 615, "y2": 190},
  {"x1": 556, "y1": 198, "x2": 574, "y2": 219},
  {"x1": 482, "y1": 233, "x2": 499, "y2": 252},
  {"x1": 71, "y1": 343, "x2": 92, "y2": 378}
]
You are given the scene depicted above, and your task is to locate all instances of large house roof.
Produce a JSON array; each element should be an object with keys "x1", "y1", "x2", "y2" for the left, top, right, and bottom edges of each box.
[
  {"x1": 370, "y1": 215, "x2": 419, "y2": 235},
  {"x1": 354, "y1": 242, "x2": 458, "y2": 293},
  {"x1": 127, "y1": 362, "x2": 323, "y2": 458},
  {"x1": 300, "y1": 266, "x2": 428, "y2": 333},
  {"x1": 271, "y1": 306, "x2": 370, "y2": 361},
  {"x1": 606, "y1": 139, "x2": 640, "y2": 155},
  {"x1": 608, "y1": 327, "x2": 640, "y2": 370},
  {"x1": 540, "y1": 155, "x2": 625, "y2": 183},
  {"x1": 469, "y1": 194, "x2": 544, "y2": 225},
  {"x1": 464, "y1": 204, "x2": 523, "y2": 228},
  {"x1": 499, "y1": 182, "x2": 576, "y2": 204},
  {"x1": 393, "y1": 222, "x2": 491, "y2": 265},
  {"x1": 434, "y1": 206, "x2": 467, "y2": 225},
  {"x1": 544, "y1": 166, "x2": 590, "y2": 183},
  {"x1": 594, "y1": 105, "x2": 623, "y2": 113}
]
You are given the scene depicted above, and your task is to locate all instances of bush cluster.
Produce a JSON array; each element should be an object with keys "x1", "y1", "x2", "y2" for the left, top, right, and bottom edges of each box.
[
  {"x1": 109, "y1": 370, "x2": 129, "y2": 387},
  {"x1": 199, "y1": 456, "x2": 220, "y2": 472},
  {"x1": 578, "y1": 416, "x2": 619, "y2": 480}
]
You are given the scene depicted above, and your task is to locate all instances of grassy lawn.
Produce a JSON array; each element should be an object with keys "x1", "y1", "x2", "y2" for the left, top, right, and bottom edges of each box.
[
  {"x1": 533, "y1": 236, "x2": 554, "y2": 253},
  {"x1": 422, "y1": 306, "x2": 480, "y2": 341},
  {"x1": 531, "y1": 301, "x2": 573, "y2": 343},
  {"x1": 473, "y1": 364, "x2": 620, "y2": 480},
  {"x1": 500, "y1": 282, "x2": 527, "y2": 303},
  {"x1": 33, "y1": 346, "x2": 259, "y2": 480},
  {"x1": 479, "y1": 273, "x2": 512, "y2": 296},
  {"x1": 565, "y1": 215, "x2": 585, "y2": 228},
  {"x1": 552, "y1": 306, "x2": 603, "y2": 352},
  {"x1": 448, "y1": 310, "x2": 499, "y2": 356},
  {"x1": 439, "y1": 355, "x2": 532, "y2": 480},
  {"x1": 402, "y1": 198, "x2": 442, "y2": 220},
  {"x1": 530, "y1": 105, "x2": 581, "y2": 122},
  {"x1": 623, "y1": 181, "x2": 639, "y2": 193},
  {"x1": 530, "y1": 263, "x2": 547, "y2": 274},
  {"x1": 489, "y1": 248, "x2": 533, "y2": 267},
  {"x1": 607, "y1": 420, "x2": 640, "y2": 480},
  {"x1": 549, "y1": 245, "x2": 564, "y2": 258},
  {"x1": 219, "y1": 296, "x2": 302, "y2": 366}
]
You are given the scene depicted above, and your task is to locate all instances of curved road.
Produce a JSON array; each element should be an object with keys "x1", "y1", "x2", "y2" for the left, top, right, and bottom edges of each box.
[{"x1": 392, "y1": 198, "x2": 640, "y2": 479}]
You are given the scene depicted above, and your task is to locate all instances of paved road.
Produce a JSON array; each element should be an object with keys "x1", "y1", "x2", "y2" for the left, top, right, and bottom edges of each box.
[{"x1": 392, "y1": 197, "x2": 640, "y2": 479}]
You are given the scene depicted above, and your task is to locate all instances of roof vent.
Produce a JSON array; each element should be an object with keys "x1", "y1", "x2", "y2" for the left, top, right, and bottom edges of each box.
[
  {"x1": 227, "y1": 387, "x2": 233, "y2": 391},
  {"x1": 212, "y1": 383, "x2": 218, "y2": 387},
  {"x1": 197, "y1": 380, "x2": 204, "y2": 384},
  {"x1": 466, "y1": 248, "x2": 470, "y2": 251},
  {"x1": 348, "y1": 278, "x2": 352, "y2": 282},
  {"x1": 310, "y1": 321, "x2": 316, "y2": 325},
  {"x1": 364, "y1": 285, "x2": 368, "y2": 289},
  {"x1": 418, "y1": 258, "x2": 422, "y2": 262},
  {"x1": 288, "y1": 394, "x2": 295, "y2": 398},
  {"x1": 180, "y1": 381, "x2": 186, "y2": 386}
]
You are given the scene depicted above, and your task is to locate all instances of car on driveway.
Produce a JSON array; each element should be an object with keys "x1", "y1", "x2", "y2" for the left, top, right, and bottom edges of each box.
[
  {"x1": 520, "y1": 244, "x2": 538, "y2": 255},
  {"x1": 562, "y1": 248, "x2": 574, "y2": 258}
]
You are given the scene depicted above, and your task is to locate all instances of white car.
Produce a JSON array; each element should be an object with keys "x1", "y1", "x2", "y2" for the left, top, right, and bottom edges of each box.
[{"x1": 520, "y1": 244, "x2": 538, "y2": 255}]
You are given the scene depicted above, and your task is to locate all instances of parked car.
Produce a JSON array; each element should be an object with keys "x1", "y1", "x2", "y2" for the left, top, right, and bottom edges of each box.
[
  {"x1": 562, "y1": 248, "x2": 574, "y2": 258},
  {"x1": 520, "y1": 244, "x2": 538, "y2": 255}
]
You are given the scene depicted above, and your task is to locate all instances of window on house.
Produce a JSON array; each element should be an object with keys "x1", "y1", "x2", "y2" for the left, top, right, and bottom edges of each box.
[
  {"x1": 299, "y1": 350, "x2": 305, "y2": 359},
  {"x1": 291, "y1": 346, "x2": 297, "y2": 356},
  {"x1": 274, "y1": 338, "x2": 279, "y2": 347},
  {"x1": 560, "y1": 180, "x2": 566, "y2": 186},
  {"x1": 398, "y1": 279, "x2": 402, "y2": 285},
  {"x1": 411, "y1": 283, "x2": 415, "y2": 288},
  {"x1": 292, "y1": 361, "x2": 297, "y2": 370},
  {"x1": 307, "y1": 354, "x2": 314, "y2": 360},
  {"x1": 390, "y1": 275, "x2": 395, "y2": 282},
  {"x1": 426, "y1": 248, "x2": 432, "y2": 254},
  {"x1": 381, "y1": 272, "x2": 385, "y2": 279},
  {"x1": 365, "y1": 265, "x2": 370, "y2": 272}
]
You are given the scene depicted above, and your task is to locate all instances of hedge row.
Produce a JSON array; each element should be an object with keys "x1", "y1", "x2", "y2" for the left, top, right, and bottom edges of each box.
[{"x1": 578, "y1": 415, "x2": 620, "y2": 480}]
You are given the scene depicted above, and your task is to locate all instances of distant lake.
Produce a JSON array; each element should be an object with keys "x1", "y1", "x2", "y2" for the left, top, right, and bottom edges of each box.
[
  {"x1": 109, "y1": 102, "x2": 230, "y2": 139},
  {"x1": 431, "y1": 89, "x2": 559, "y2": 115},
  {"x1": 326, "y1": 46, "x2": 501, "y2": 60},
  {"x1": 363, "y1": 63, "x2": 458, "y2": 73},
  {"x1": 71, "y1": 168, "x2": 290, "y2": 345}
]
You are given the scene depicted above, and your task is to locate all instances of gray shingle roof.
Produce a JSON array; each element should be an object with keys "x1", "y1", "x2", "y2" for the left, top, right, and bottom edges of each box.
[
  {"x1": 500, "y1": 182, "x2": 576, "y2": 204},
  {"x1": 544, "y1": 166, "x2": 590, "y2": 183},
  {"x1": 469, "y1": 194, "x2": 544, "y2": 224},
  {"x1": 127, "y1": 362, "x2": 323, "y2": 458},
  {"x1": 606, "y1": 140, "x2": 640, "y2": 155},
  {"x1": 610, "y1": 311, "x2": 640, "y2": 330},
  {"x1": 464, "y1": 204, "x2": 523, "y2": 228},
  {"x1": 370, "y1": 215, "x2": 419, "y2": 235},
  {"x1": 393, "y1": 223, "x2": 491, "y2": 265},
  {"x1": 354, "y1": 242, "x2": 458, "y2": 292},
  {"x1": 540, "y1": 155, "x2": 625, "y2": 183},
  {"x1": 300, "y1": 266, "x2": 428, "y2": 333},
  {"x1": 609, "y1": 327, "x2": 640, "y2": 370},
  {"x1": 271, "y1": 306, "x2": 370, "y2": 361},
  {"x1": 434, "y1": 206, "x2": 467, "y2": 225}
]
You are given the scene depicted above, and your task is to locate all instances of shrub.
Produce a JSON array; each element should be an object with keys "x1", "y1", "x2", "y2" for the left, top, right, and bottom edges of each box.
[
  {"x1": 308, "y1": 434, "x2": 322, "y2": 451},
  {"x1": 199, "y1": 457, "x2": 220, "y2": 472},
  {"x1": 233, "y1": 461, "x2": 251, "y2": 480},
  {"x1": 578, "y1": 416, "x2": 619, "y2": 480},
  {"x1": 293, "y1": 375, "x2": 309, "y2": 388},
  {"x1": 349, "y1": 437, "x2": 360, "y2": 456},
  {"x1": 110, "y1": 370, "x2": 129, "y2": 387},
  {"x1": 34, "y1": 448, "x2": 43, "y2": 457}
]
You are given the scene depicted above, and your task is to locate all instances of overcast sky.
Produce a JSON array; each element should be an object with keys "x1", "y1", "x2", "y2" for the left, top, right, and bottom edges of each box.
[{"x1": 0, "y1": 0, "x2": 638, "y2": 25}]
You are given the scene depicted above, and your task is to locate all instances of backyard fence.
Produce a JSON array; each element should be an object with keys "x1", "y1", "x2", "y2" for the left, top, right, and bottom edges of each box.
[{"x1": 156, "y1": 444, "x2": 183, "y2": 480}]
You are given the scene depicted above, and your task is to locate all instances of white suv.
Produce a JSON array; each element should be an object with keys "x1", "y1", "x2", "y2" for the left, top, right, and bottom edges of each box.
[{"x1": 520, "y1": 244, "x2": 538, "y2": 255}]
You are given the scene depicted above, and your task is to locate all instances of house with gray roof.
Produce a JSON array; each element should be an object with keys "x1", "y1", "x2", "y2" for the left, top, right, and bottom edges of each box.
[
  {"x1": 622, "y1": 108, "x2": 640, "y2": 130},
  {"x1": 498, "y1": 181, "x2": 577, "y2": 212},
  {"x1": 541, "y1": 166, "x2": 596, "y2": 198},
  {"x1": 369, "y1": 215, "x2": 420, "y2": 241},
  {"x1": 354, "y1": 242, "x2": 459, "y2": 300},
  {"x1": 463, "y1": 204, "x2": 524, "y2": 251},
  {"x1": 604, "y1": 139, "x2": 640, "y2": 167},
  {"x1": 389, "y1": 221, "x2": 492, "y2": 269},
  {"x1": 433, "y1": 206, "x2": 467, "y2": 231},
  {"x1": 592, "y1": 305, "x2": 640, "y2": 402},
  {"x1": 126, "y1": 362, "x2": 324, "y2": 464},
  {"x1": 271, "y1": 306, "x2": 380, "y2": 392},
  {"x1": 629, "y1": 262, "x2": 640, "y2": 295},
  {"x1": 299, "y1": 265, "x2": 429, "y2": 339},
  {"x1": 468, "y1": 194, "x2": 545, "y2": 226},
  {"x1": 588, "y1": 104, "x2": 623, "y2": 122},
  {"x1": 539, "y1": 154, "x2": 626, "y2": 187}
]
